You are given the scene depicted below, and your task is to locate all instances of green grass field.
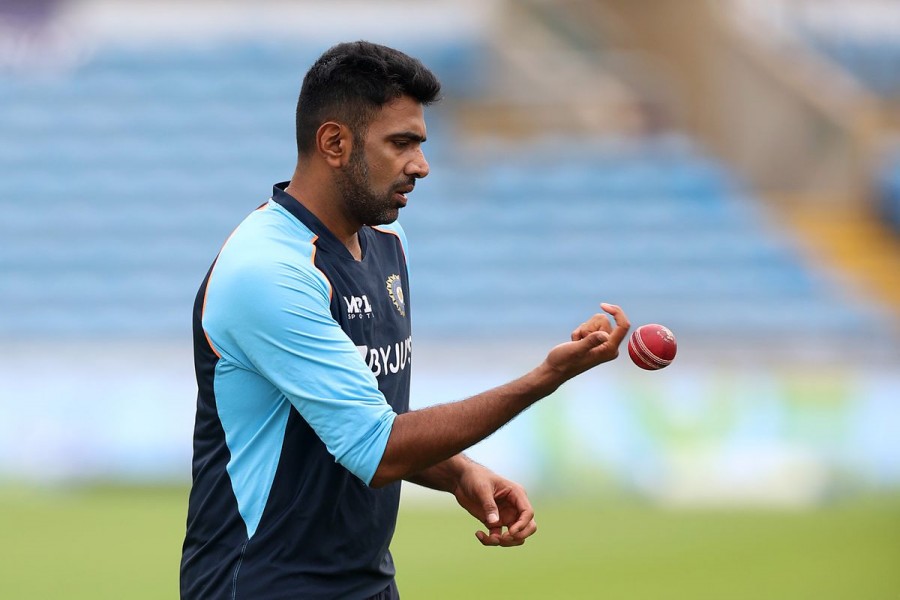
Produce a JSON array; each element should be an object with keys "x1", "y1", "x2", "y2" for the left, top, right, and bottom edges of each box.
[{"x1": 0, "y1": 486, "x2": 897, "y2": 599}]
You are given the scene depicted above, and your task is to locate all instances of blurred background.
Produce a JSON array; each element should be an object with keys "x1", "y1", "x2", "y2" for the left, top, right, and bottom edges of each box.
[{"x1": 1, "y1": 0, "x2": 899, "y2": 598}]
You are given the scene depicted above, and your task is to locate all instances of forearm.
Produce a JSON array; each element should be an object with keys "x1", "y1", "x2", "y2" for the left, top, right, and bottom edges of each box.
[
  {"x1": 405, "y1": 454, "x2": 472, "y2": 492},
  {"x1": 371, "y1": 303, "x2": 630, "y2": 488},
  {"x1": 370, "y1": 363, "x2": 560, "y2": 488}
]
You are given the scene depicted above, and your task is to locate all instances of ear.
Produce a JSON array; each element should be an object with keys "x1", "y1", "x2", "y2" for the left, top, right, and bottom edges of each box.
[{"x1": 316, "y1": 121, "x2": 353, "y2": 168}]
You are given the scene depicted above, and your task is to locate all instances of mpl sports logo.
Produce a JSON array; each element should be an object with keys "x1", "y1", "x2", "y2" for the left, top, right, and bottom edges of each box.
[{"x1": 343, "y1": 294, "x2": 373, "y2": 320}]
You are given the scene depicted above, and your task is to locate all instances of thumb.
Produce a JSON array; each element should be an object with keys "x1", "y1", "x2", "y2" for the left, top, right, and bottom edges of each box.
[{"x1": 483, "y1": 501, "x2": 500, "y2": 527}]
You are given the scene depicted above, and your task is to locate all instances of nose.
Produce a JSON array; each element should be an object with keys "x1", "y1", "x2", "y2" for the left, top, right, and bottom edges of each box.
[{"x1": 406, "y1": 150, "x2": 429, "y2": 179}]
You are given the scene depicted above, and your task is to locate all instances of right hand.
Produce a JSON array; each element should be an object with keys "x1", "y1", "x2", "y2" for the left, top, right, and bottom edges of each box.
[{"x1": 543, "y1": 303, "x2": 630, "y2": 381}]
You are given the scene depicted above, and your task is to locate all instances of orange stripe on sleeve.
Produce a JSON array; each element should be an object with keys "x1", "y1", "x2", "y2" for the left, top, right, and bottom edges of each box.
[
  {"x1": 201, "y1": 267, "x2": 222, "y2": 359},
  {"x1": 309, "y1": 235, "x2": 333, "y2": 302},
  {"x1": 200, "y1": 202, "x2": 271, "y2": 358},
  {"x1": 371, "y1": 226, "x2": 405, "y2": 260}
]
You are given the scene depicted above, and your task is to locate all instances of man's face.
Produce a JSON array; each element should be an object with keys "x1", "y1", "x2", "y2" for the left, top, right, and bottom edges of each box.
[{"x1": 336, "y1": 94, "x2": 429, "y2": 226}]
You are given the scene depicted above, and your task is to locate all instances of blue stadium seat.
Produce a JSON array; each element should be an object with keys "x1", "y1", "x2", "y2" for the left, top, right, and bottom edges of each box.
[{"x1": 0, "y1": 42, "x2": 895, "y2": 354}]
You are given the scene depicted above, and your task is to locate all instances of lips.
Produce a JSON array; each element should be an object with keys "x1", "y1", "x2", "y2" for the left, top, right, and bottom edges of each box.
[{"x1": 394, "y1": 184, "x2": 414, "y2": 205}]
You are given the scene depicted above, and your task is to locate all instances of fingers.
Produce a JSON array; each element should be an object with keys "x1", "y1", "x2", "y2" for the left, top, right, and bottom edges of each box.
[
  {"x1": 572, "y1": 304, "x2": 630, "y2": 365},
  {"x1": 475, "y1": 529, "x2": 501, "y2": 546},
  {"x1": 584, "y1": 330, "x2": 610, "y2": 348},
  {"x1": 498, "y1": 487, "x2": 534, "y2": 537},
  {"x1": 508, "y1": 518, "x2": 538, "y2": 544},
  {"x1": 475, "y1": 519, "x2": 537, "y2": 547},
  {"x1": 570, "y1": 304, "x2": 626, "y2": 342},
  {"x1": 474, "y1": 485, "x2": 538, "y2": 547},
  {"x1": 600, "y1": 303, "x2": 631, "y2": 347},
  {"x1": 570, "y1": 311, "x2": 613, "y2": 341}
]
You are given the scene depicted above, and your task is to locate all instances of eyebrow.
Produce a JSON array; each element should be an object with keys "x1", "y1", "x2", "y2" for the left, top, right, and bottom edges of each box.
[{"x1": 390, "y1": 131, "x2": 427, "y2": 143}]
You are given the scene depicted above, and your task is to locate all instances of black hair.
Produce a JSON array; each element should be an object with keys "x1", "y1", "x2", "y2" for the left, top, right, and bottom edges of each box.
[{"x1": 295, "y1": 41, "x2": 442, "y2": 156}]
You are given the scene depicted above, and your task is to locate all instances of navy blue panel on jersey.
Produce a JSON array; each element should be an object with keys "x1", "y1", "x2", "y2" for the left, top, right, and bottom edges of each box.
[{"x1": 181, "y1": 183, "x2": 412, "y2": 599}]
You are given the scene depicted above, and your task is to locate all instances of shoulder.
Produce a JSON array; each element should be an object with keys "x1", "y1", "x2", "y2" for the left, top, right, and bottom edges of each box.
[{"x1": 211, "y1": 201, "x2": 331, "y2": 305}]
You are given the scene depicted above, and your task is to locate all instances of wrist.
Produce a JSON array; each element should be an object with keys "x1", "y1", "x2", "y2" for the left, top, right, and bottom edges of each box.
[
  {"x1": 448, "y1": 454, "x2": 477, "y2": 486},
  {"x1": 451, "y1": 457, "x2": 489, "y2": 496},
  {"x1": 528, "y1": 361, "x2": 565, "y2": 397},
  {"x1": 412, "y1": 454, "x2": 472, "y2": 493}
]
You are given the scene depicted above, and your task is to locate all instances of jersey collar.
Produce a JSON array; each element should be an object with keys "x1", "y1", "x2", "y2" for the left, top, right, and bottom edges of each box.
[{"x1": 271, "y1": 182, "x2": 367, "y2": 260}]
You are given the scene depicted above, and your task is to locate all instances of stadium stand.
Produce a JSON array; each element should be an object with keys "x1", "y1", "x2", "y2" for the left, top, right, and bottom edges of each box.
[
  {"x1": 405, "y1": 136, "x2": 896, "y2": 356},
  {"x1": 788, "y1": 1, "x2": 900, "y2": 99},
  {"x1": 0, "y1": 39, "x2": 897, "y2": 363},
  {"x1": 724, "y1": 0, "x2": 900, "y2": 97},
  {"x1": 0, "y1": 40, "x2": 475, "y2": 338},
  {"x1": 2, "y1": 1, "x2": 900, "y2": 497},
  {"x1": 879, "y1": 151, "x2": 900, "y2": 233}
]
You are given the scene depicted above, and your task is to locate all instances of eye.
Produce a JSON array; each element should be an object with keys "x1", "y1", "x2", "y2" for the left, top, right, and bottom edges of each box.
[{"x1": 393, "y1": 139, "x2": 410, "y2": 149}]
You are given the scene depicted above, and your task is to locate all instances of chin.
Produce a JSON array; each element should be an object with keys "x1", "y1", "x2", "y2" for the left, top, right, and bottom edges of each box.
[{"x1": 373, "y1": 210, "x2": 400, "y2": 225}]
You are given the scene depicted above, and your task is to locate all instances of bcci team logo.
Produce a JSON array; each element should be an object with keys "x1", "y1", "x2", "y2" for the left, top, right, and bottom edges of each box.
[{"x1": 385, "y1": 274, "x2": 405, "y2": 317}]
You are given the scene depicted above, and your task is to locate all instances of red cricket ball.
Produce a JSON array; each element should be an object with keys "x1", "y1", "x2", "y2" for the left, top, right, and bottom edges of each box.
[{"x1": 628, "y1": 324, "x2": 677, "y2": 370}]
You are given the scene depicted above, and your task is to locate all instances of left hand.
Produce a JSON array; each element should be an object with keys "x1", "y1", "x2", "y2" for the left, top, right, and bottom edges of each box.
[{"x1": 452, "y1": 462, "x2": 537, "y2": 547}]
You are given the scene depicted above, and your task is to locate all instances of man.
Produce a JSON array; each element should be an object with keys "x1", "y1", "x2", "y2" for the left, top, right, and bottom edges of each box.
[{"x1": 181, "y1": 41, "x2": 629, "y2": 599}]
